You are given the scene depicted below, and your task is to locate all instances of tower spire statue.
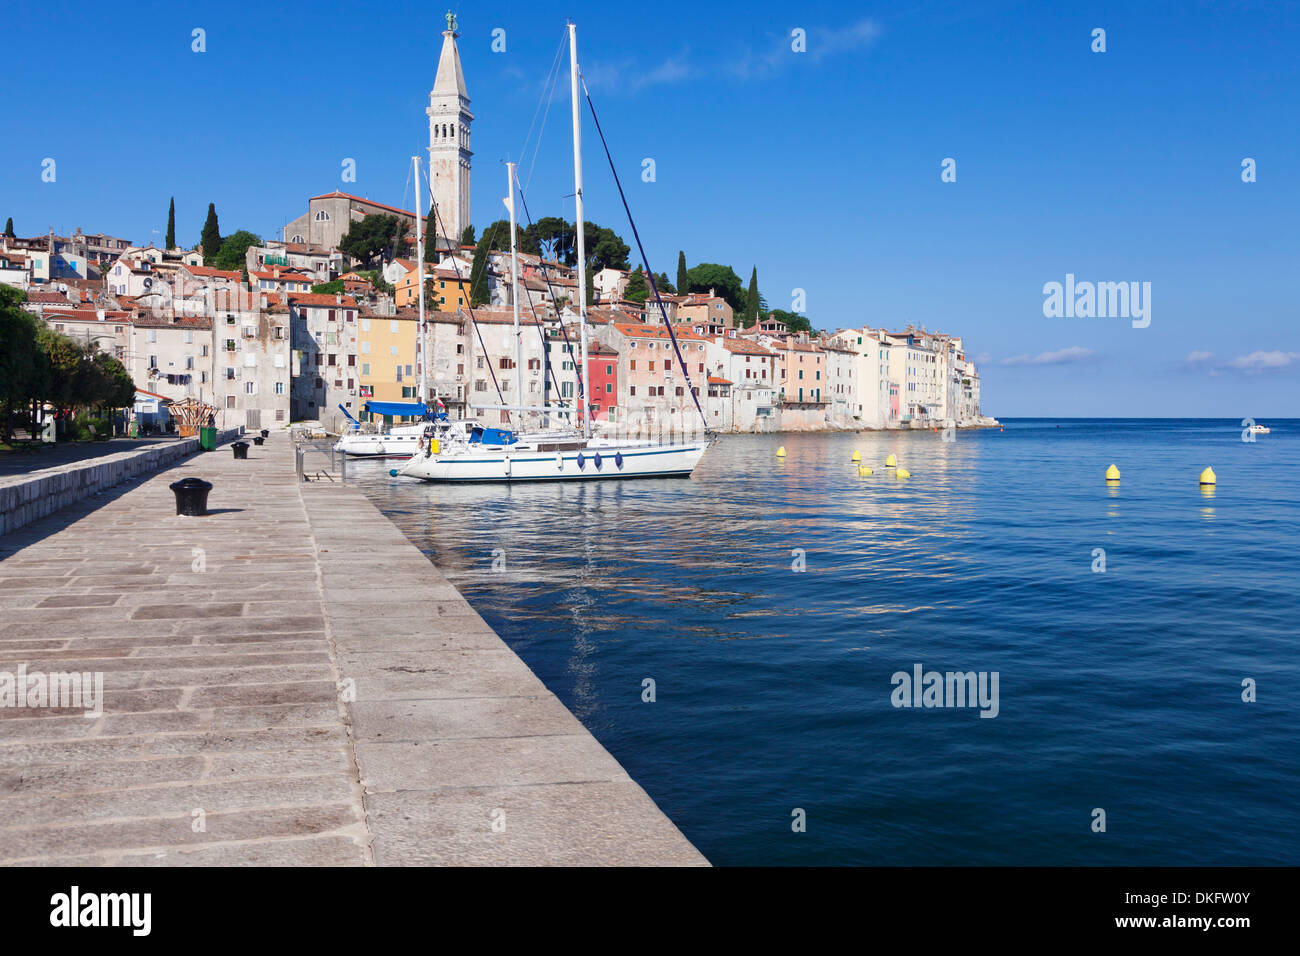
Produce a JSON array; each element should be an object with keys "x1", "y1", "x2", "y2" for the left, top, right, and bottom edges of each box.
[{"x1": 427, "y1": 11, "x2": 472, "y2": 253}]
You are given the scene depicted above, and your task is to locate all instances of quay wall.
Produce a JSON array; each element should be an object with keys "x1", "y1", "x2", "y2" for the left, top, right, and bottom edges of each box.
[{"x1": 0, "y1": 428, "x2": 243, "y2": 535}]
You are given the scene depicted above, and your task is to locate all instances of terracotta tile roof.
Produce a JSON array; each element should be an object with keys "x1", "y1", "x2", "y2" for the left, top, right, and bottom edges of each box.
[
  {"x1": 181, "y1": 264, "x2": 242, "y2": 281},
  {"x1": 612, "y1": 322, "x2": 706, "y2": 342},
  {"x1": 707, "y1": 376, "x2": 733, "y2": 385},
  {"x1": 720, "y1": 338, "x2": 773, "y2": 355},
  {"x1": 308, "y1": 190, "x2": 414, "y2": 219},
  {"x1": 286, "y1": 293, "x2": 358, "y2": 308}
]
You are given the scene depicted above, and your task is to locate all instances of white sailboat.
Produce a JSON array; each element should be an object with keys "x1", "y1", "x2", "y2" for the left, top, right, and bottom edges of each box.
[
  {"x1": 398, "y1": 23, "x2": 711, "y2": 483},
  {"x1": 335, "y1": 155, "x2": 440, "y2": 458}
]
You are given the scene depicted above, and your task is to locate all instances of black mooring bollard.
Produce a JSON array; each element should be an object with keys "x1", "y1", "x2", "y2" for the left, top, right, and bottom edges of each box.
[
  {"x1": 253, "y1": 435, "x2": 265, "y2": 446},
  {"x1": 169, "y1": 477, "x2": 213, "y2": 516},
  {"x1": 260, "y1": 429, "x2": 269, "y2": 438},
  {"x1": 232, "y1": 441, "x2": 250, "y2": 460}
]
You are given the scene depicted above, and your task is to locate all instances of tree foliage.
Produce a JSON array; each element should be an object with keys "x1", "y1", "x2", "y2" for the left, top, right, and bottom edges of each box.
[
  {"x1": 684, "y1": 263, "x2": 745, "y2": 313},
  {"x1": 676, "y1": 251, "x2": 688, "y2": 300},
  {"x1": 467, "y1": 232, "x2": 493, "y2": 307},
  {"x1": 338, "y1": 214, "x2": 409, "y2": 270},
  {"x1": 624, "y1": 266, "x2": 648, "y2": 304},
  {"x1": 459, "y1": 224, "x2": 476, "y2": 246},
  {"x1": 200, "y1": 203, "x2": 221, "y2": 262},
  {"x1": 769, "y1": 309, "x2": 812, "y2": 333},
  {"x1": 745, "y1": 266, "x2": 759, "y2": 327},
  {"x1": 0, "y1": 286, "x2": 134, "y2": 441},
  {"x1": 212, "y1": 230, "x2": 261, "y2": 272},
  {"x1": 165, "y1": 198, "x2": 176, "y2": 250}
]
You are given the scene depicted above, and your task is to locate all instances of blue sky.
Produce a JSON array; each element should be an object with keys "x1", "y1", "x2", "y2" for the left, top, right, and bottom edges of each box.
[{"x1": 4, "y1": 0, "x2": 1296, "y2": 416}]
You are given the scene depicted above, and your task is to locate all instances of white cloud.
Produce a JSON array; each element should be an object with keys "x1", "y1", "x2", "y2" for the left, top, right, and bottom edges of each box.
[
  {"x1": 728, "y1": 19, "x2": 882, "y2": 80},
  {"x1": 1000, "y1": 346, "x2": 1095, "y2": 366},
  {"x1": 1225, "y1": 350, "x2": 1299, "y2": 372},
  {"x1": 1186, "y1": 350, "x2": 1214, "y2": 363},
  {"x1": 583, "y1": 55, "x2": 696, "y2": 94}
]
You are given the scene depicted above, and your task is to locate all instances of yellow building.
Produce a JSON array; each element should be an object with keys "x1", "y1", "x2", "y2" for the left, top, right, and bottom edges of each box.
[
  {"x1": 356, "y1": 310, "x2": 422, "y2": 421},
  {"x1": 394, "y1": 266, "x2": 472, "y2": 311}
]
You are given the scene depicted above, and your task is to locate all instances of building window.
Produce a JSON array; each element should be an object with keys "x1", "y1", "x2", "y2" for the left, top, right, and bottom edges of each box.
[
  {"x1": 314, "y1": 211, "x2": 330, "y2": 222},
  {"x1": 361, "y1": 363, "x2": 370, "y2": 375},
  {"x1": 275, "y1": 382, "x2": 285, "y2": 395}
]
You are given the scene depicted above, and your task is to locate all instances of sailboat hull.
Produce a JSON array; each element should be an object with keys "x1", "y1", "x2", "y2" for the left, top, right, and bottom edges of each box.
[{"x1": 397, "y1": 441, "x2": 709, "y2": 483}]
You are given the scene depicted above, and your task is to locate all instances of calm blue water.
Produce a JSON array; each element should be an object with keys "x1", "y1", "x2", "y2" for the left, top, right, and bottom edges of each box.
[{"x1": 352, "y1": 419, "x2": 1299, "y2": 865}]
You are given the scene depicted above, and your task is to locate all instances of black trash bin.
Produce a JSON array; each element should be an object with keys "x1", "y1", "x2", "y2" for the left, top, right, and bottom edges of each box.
[
  {"x1": 253, "y1": 435, "x2": 265, "y2": 446},
  {"x1": 169, "y1": 478, "x2": 213, "y2": 516},
  {"x1": 260, "y1": 429, "x2": 269, "y2": 438},
  {"x1": 232, "y1": 441, "x2": 250, "y2": 460}
]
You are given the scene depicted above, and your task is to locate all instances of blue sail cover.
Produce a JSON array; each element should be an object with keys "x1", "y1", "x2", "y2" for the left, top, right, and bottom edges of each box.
[{"x1": 363, "y1": 401, "x2": 428, "y2": 417}]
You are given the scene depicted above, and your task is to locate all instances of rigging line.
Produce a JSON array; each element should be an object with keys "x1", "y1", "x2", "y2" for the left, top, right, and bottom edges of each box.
[
  {"x1": 430, "y1": 200, "x2": 510, "y2": 424},
  {"x1": 516, "y1": 267, "x2": 571, "y2": 420},
  {"x1": 520, "y1": 28, "x2": 568, "y2": 196},
  {"x1": 515, "y1": 186, "x2": 587, "y2": 410},
  {"x1": 580, "y1": 79, "x2": 709, "y2": 433}
]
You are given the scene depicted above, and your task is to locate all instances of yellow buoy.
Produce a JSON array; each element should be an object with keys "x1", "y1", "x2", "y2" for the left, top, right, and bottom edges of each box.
[
  {"x1": 776, "y1": 446, "x2": 786, "y2": 458},
  {"x1": 1199, "y1": 466, "x2": 1216, "y2": 485},
  {"x1": 885, "y1": 453, "x2": 897, "y2": 468},
  {"x1": 851, "y1": 450, "x2": 861, "y2": 462},
  {"x1": 858, "y1": 466, "x2": 873, "y2": 477},
  {"x1": 895, "y1": 468, "x2": 911, "y2": 478},
  {"x1": 1105, "y1": 464, "x2": 1120, "y2": 481}
]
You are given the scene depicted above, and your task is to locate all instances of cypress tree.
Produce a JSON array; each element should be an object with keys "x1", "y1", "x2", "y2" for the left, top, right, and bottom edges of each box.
[
  {"x1": 200, "y1": 203, "x2": 221, "y2": 262},
  {"x1": 585, "y1": 264, "x2": 594, "y2": 306},
  {"x1": 423, "y1": 207, "x2": 438, "y2": 263},
  {"x1": 3, "y1": 217, "x2": 13, "y2": 237},
  {"x1": 676, "y1": 250, "x2": 688, "y2": 298},
  {"x1": 460, "y1": 224, "x2": 476, "y2": 246},
  {"x1": 468, "y1": 232, "x2": 492, "y2": 306},
  {"x1": 745, "y1": 266, "x2": 759, "y2": 327},
  {"x1": 165, "y1": 198, "x2": 176, "y2": 250}
]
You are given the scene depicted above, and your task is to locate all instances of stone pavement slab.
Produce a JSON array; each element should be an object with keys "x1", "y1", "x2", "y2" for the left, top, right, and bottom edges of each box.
[{"x1": 0, "y1": 437, "x2": 706, "y2": 866}]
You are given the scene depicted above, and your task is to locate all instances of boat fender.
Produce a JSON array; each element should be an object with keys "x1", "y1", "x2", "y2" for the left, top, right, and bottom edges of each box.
[
  {"x1": 430, "y1": 438, "x2": 439, "y2": 455},
  {"x1": 615, "y1": 452, "x2": 623, "y2": 469},
  {"x1": 374, "y1": 443, "x2": 384, "y2": 455},
  {"x1": 594, "y1": 453, "x2": 602, "y2": 470},
  {"x1": 577, "y1": 453, "x2": 586, "y2": 470}
]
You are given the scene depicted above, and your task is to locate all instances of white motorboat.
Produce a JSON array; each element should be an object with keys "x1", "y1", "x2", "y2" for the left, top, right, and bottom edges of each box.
[
  {"x1": 1247, "y1": 424, "x2": 1270, "y2": 435},
  {"x1": 396, "y1": 421, "x2": 709, "y2": 482}
]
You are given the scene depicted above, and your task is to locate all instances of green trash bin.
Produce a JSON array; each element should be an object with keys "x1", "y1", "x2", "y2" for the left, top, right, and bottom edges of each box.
[
  {"x1": 199, "y1": 426, "x2": 217, "y2": 451},
  {"x1": 127, "y1": 421, "x2": 140, "y2": 439}
]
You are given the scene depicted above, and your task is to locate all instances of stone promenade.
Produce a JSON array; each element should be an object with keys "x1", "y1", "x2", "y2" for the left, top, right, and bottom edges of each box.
[{"x1": 0, "y1": 437, "x2": 706, "y2": 866}]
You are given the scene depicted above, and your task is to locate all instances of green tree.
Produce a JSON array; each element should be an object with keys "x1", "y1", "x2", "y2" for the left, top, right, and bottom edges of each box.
[
  {"x1": 3, "y1": 217, "x2": 14, "y2": 238},
  {"x1": 459, "y1": 224, "x2": 476, "y2": 246},
  {"x1": 745, "y1": 266, "x2": 759, "y2": 327},
  {"x1": 165, "y1": 198, "x2": 176, "y2": 250},
  {"x1": 423, "y1": 208, "x2": 438, "y2": 263},
  {"x1": 479, "y1": 219, "x2": 532, "y2": 254},
  {"x1": 585, "y1": 265, "x2": 594, "y2": 306},
  {"x1": 200, "y1": 203, "x2": 221, "y2": 262},
  {"x1": 467, "y1": 232, "x2": 492, "y2": 306},
  {"x1": 0, "y1": 288, "x2": 39, "y2": 441},
  {"x1": 212, "y1": 230, "x2": 262, "y2": 272},
  {"x1": 653, "y1": 272, "x2": 675, "y2": 295},
  {"x1": 338, "y1": 214, "x2": 409, "y2": 270},
  {"x1": 624, "y1": 266, "x2": 649, "y2": 304},
  {"x1": 525, "y1": 216, "x2": 572, "y2": 262},
  {"x1": 684, "y1": 263, "x2": 745, "y2": 313},
  {"x1": 770, "y1": 309, "x2": 812, "y2": 333},
  {"x1": 584, "y1": 223, "x2": 629, "y2": 271},
  {"x1": 676, "y1": 251, "x2": 688, "y2": 299},
  {"x1": 312, "y1": 279, "x2": 345, "y2": 295}
]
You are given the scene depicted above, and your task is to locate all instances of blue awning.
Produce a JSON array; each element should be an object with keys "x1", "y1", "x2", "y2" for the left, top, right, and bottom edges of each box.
[{"x1": 364, "y1": 401, "x2": 427, "y2": 417}]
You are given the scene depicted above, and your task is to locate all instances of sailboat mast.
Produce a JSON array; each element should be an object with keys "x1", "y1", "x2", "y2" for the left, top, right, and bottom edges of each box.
[
  {"x1": 412, "y1": 155, "x2": 427, "y2": 407},
  {"x1": 506, "y1": 161, "x2": 523, "y2": 428},
  {"x1": 569, "y1": 21, "x2": 589, "y2": 438}
]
